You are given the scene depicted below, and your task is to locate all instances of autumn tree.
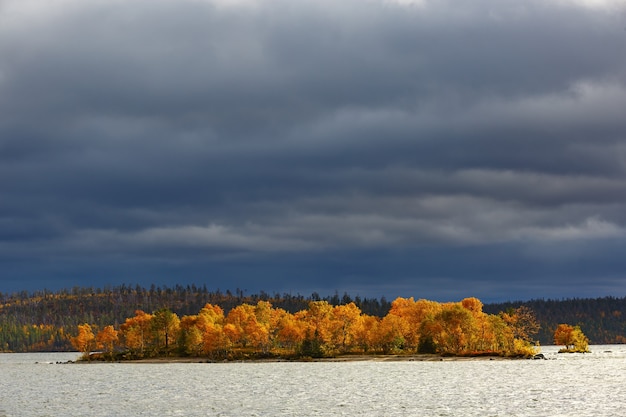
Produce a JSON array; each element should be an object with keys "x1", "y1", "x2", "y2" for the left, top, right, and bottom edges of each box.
[
  {"x1": 572, "y1": 326, "x2": 590, "y2": 353},
  {"x1": 300, "y1": 301, "x2": 335, "y2": 355},
  {"x1": 332, "y1": 303, "x2": 364, "y2": 353},
  {"x1": 272, "y1": 308, "x2": 306, "y2": 352},
  {"x1": 429, "y1": 303, "x2": 476, "y2": 355},
  {"x1": 151, "y1": 308, "x2": 180, "y2": 355},
  {"x1": 119, "y1": 310, "x2": 153, "y2": 357},
  {"x1": 225, "y1": 303, "x2": 270, "y2": 351},
  {"x1": 554, "y1": 324, "x2": 589, "y2": 353},
  {"x1": 486, "y1": 314, "x2": 513, "y2": 353},
  {"x1": 95, "y1": 294, "x2": 542, "y2": 360},
  {"x1": 501, "y1": 306, "x2": 540, "y2": 343},
  {"x1": 71, "y1": 323, "x2": 96, "y2": 360},
  {"x1": 386, "y1": 298, "x2": 420, "y2": 350},
  {"x1": 386, "y1": 297, "x2": 443, "y2": 352},
  {"x1": 355, "y1": 314, "x2": 381, "y2": 353},
  {"x1": 375, "y1": 313, "x2": 410, "y2": 354},
  {"x1": 249, "y1": 301, "x2": 272, "y2": 352},
  {"x1": 554, "y1": 324, "x2": 574, "y2": 349},
  {"x1": 202, "y1": 322, "x2": 230, "y2": 359},
  {"x1": 196, "y1": 304, "x2": 230, "y2": 359},
  {"x1": 178, "y1": 315, "x2": 203, "y2": 356},
  {"x1": 96, "y1": 325, "x2": 118, "y2": 361}
]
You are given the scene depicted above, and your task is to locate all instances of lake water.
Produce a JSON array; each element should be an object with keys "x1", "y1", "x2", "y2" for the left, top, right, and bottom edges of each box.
[{"x1": 1, "y1": 345, "x2": 625, "y2": 416}]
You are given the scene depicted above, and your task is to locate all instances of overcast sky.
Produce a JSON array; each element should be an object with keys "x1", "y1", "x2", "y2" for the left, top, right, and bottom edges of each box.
[{"x1": 2, "y1": 0, "x2": 626, "y2": 301}]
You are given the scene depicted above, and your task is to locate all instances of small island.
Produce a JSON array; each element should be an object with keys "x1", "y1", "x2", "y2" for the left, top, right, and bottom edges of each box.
[
  {"x1": 70, "y1": 296, "x2": 546, "y2": 362},
  {"x1": 554, "y1": 323, "x2": 590, "y2": 353}
]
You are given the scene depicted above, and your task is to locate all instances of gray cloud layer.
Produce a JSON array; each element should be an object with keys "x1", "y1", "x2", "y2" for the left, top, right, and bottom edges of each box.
[{"x1": 2, "y1": 0, "x2": 626, "y2": 300}]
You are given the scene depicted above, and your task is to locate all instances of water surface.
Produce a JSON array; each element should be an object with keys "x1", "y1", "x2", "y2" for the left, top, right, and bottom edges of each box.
[{"x1": 1, "y1": 346, "x2": 625, "y2": 416}]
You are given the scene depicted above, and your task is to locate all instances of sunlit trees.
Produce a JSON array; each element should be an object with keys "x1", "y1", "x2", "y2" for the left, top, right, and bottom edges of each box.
[
  {"x1": 178, "y1": 315, "x2": 203, "y2": 356},
  {"x1": 71, "y1": 323, "x2": 96, "y2": 360},
  {"x1": 197, "y1": 304, "x2": 230, "y2": 359},
  {"x1": 554, "y1": 324, "x2": 574, "y2": 349},
  {"x1": 202, "y1": 322, "x2": 230, "y2": 359},
  {"x1": 415, "y1": 299, "x2": 536, "y2": 357},
  {"x1": 10, "y1": 286, "x2": 626, "y2": 354},
  {"x1": 272, "y1": 308, "x2": 306, "y2": 351},
  {"x1": 385, "y1": 298, "x2": 419, "y2": 350},
  {"x1": 86, "y1": 295, "x2": 542, "y2": 360},
  {"x1": 375, "y1": 313, "x2": 410, "y2": 354},
  {"x1": 119, "y1": 310, "x2": 153, "y2": 357},
  {"x1": 151, "y1": 308, "x2": 180, "y2": 355},
  {"x1": 355, "y1": 314, "x2": 380, "y2": 353},
  {"x1": 486, "y1": 314, "x2": 512, "y2": 353},
  {"x1": 225, "y1": 302, "x2": 271, "y2": 352},
  {"x1": 572, "y1": 327, "x2": 590, "y2": 353},
  {"x1": 96, "y1": 325, "x2": 118, "y2": 361},
  {"x1": 300, "y1": 301, "x2": 335, "y2": 355},
  {"x1": 431, "y1": 303, "x2": 476, "y2": 354},
  {"x1": 331, "y1": 303, "x2": 364, "y2": 353},
  {"x1": 554, "y1": 324, "x2": 590, "y2": 353},
  {"x1": 385, "y1": 297, "x2": 444, "y2": 353},
  {"x1": 165, "y1": 303, "x2": 232, "y2": 359},
  {"x1": 501, "y1": 306, "x2": 540, "y2": 344},
  {"x1": 177, "y1": 304, "x2": 227, "y2": 357}
]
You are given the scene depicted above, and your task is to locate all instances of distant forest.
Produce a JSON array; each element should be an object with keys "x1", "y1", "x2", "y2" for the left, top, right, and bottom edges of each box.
[
  {"x1": 484, "y1": 297, "x2": 626, "y2": 346},
  {"x1": 1, "y1": 284, "x2": 625, "y2": 352}
]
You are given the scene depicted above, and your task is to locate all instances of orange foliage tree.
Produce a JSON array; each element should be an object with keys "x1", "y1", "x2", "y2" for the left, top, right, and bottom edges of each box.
[
  {"x1": 273, "y1": 308, "x2": 307, "y2": 351},
  {"x1": 71, "y1": 323, "x2": 96, "y2": 360},
  {"x1": 554, "y1": 323, "x2": 589, "y2": 352},
  {"x1": 178, "y1": 315, "x2": 204, "y2": 356},
  {"x1": 105, "y1": 295, "x2": 539, "y2": 360},
  {"x1": 96, "y1": 325, "x2": 118, "y2": 360},
  {"x1": 225, "y1": 303, "x2": 270, "y2": 351},
  {"x1": 119, "y1": 310, "x2": 153, "y2": 358},
  {"x1": 177, "y1": 303, "x2": 230, "y2": 358},
  {"x1": 375, "y1": 313, "x2": 411, "y2": 354},
  {"x1": 332, "y1": 303, "x2": 364, "y2": 353}
]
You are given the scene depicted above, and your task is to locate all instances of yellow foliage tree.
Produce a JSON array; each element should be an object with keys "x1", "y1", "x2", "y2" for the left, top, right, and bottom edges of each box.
[
  {"x1": 96, "y1": 325, "x2": 118, "y2": 361},
  {"x1": 273, "y1": 310, "x2": 307, "y2": 351},
  {"x1": 178, "y1": 315, "x2": 203, "y2": 356},
  {"x1": 151, "y1": 308, "x2": 180, "y2": 354},
  {"x1": 431, "y1": 303, "x2": 476, "y2": 355},
  {"x1": 388, "y1": 297, "x2": 442, "y2": 351},
  {"x1": 304, "y1": 301, "x2": 335, "y2": 350},
  {"x1": 202, "y1": 322, "x2": 230, "y2": 359},
  {"x1": 109, "y1": 295, "x2": 541, "y2": 360},
  {"x1": 501, "y1": 306, "x2": 540, "y2": 343},
  {"x1": 375, "y1": 313, "x2": 410, "y2": 354},
  {"x1": 71, "y1": 323, "x2": 96, "y2": 360},
  {"x1": 119, "y1": 310, "x2": 153, "y2": 357},
  {"x1": 355, "y1": 314, "x2": 381, "y2": 353},
  {"x1": 554, "y1": 324, "x2": 589, "y2": 353},
  {"x1": 332, "y1": 303, "x2": 364, "y2": 353}
]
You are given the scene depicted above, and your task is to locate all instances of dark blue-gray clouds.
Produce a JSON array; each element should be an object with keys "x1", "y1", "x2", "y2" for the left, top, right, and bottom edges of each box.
[{"x1": 1, "y1": 0, "x2": 626, "y2": 301}]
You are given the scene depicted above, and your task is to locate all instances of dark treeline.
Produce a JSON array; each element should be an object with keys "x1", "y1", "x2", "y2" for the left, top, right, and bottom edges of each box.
[
  {"x1": 484, "y1": 297, "x2": 626, "y2": 346},
  {"x1": 1, "y1": 284, "x2": 625, "y2": 352}
]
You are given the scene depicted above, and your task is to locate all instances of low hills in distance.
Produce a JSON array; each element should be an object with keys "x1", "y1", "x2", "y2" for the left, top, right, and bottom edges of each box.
[{"x1": 1, "y1": 284, "x2": 625, "y2": 353}]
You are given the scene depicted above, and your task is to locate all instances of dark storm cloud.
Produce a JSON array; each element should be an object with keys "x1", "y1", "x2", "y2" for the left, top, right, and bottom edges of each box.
[{"x1": 1, "y1": 0, "x2": 626, "y2": 299}]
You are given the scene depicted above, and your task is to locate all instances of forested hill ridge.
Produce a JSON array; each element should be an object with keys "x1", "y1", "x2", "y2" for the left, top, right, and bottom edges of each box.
[
  {"x1": 484, "y1": 297, "x2": 626, "y2": 347},
  {"x1": 0, "y1": 285, "x2": 390, "y2": 352},
  {"x1": 1, "y1": 284, "x2": 625, "y2": 352}
]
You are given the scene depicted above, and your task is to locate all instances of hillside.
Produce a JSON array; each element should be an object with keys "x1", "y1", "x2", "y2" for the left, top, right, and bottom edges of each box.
[
  {"x1": 1, "y1": 285, "x2": 625, "y2": 352},
  {"x1": 0, "y1": 285, "x2": 390, "y2": 352},
  {"x1": 484, "y1": 297, "x2": 626, "y2": 346}
]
